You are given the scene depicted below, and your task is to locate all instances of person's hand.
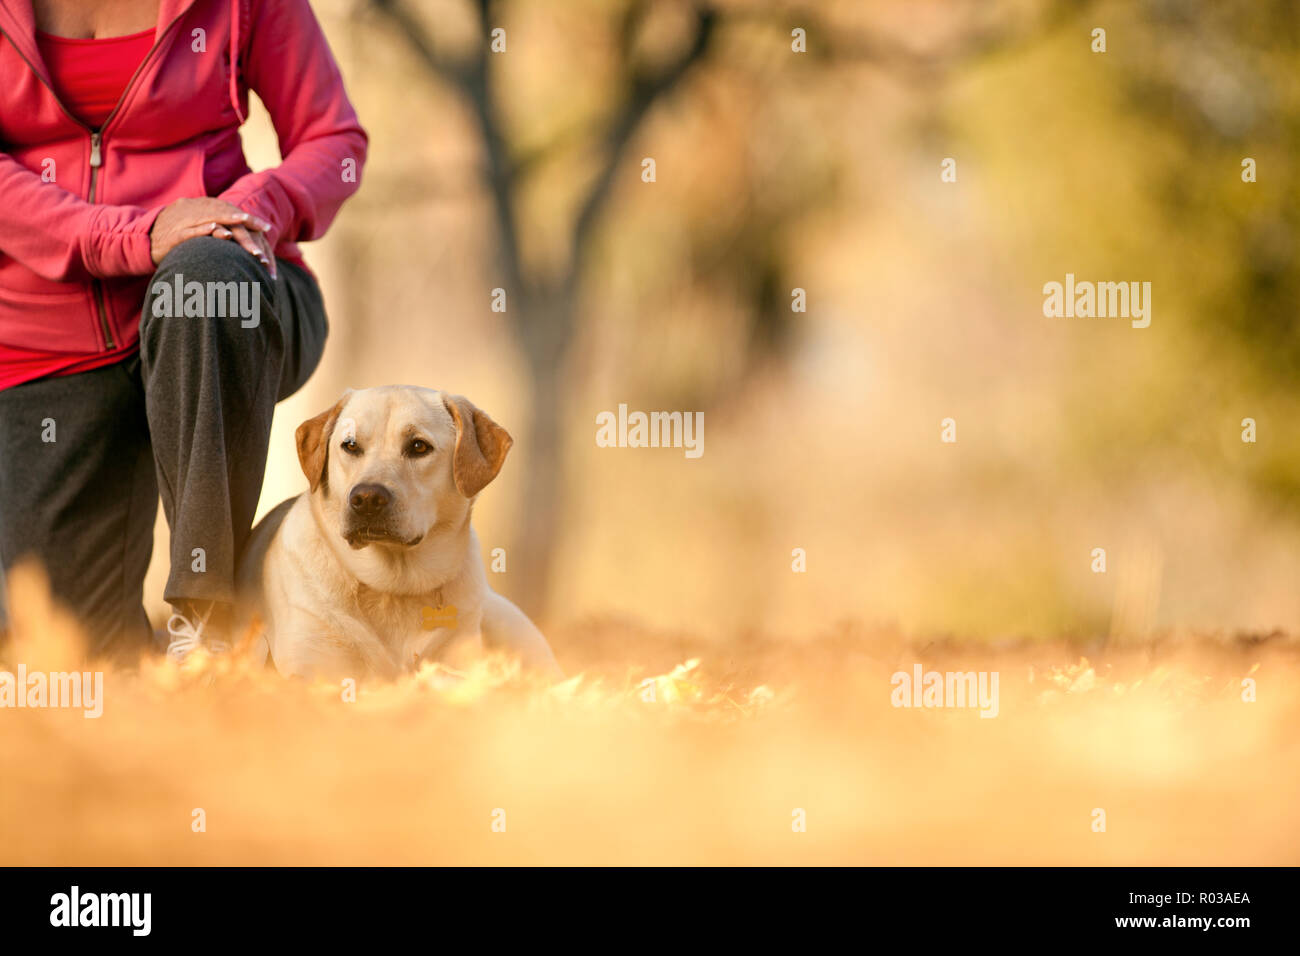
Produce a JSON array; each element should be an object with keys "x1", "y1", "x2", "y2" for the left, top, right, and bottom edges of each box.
[{"x1": 150, "y1": 198, "x2": 276, "y2": 276}]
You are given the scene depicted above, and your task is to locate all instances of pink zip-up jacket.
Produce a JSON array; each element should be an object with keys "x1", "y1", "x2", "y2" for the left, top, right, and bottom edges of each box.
[{"x1": 0, "y1": 0, "x2": 366, "y2": 353}]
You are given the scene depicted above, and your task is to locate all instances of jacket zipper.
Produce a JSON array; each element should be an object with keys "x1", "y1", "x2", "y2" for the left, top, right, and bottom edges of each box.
[
  {"x1": 87, "y1": 133, "x2": 113, "y2": 347},
  {"x1": 0, "y1": 15, "x2": 187, "y2": 351}
]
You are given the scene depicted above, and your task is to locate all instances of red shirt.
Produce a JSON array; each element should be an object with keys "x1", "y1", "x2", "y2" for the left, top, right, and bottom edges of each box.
[
  {"x1": 36, "y1": 28, "x2": 155, "y2": 129},
  {"x1": 0, "y1": 28, "x2": 154, "y2": 390}
]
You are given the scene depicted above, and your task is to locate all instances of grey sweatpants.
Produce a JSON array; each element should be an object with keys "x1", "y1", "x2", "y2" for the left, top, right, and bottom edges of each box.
[{"x1": 0, "y1": 237, "x2": 327, "y2": 659}]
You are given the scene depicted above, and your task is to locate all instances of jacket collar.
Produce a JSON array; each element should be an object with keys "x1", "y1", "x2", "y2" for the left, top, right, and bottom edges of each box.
[{"x1": 0, "y1": 0, "x2": 201, "y2": 90}]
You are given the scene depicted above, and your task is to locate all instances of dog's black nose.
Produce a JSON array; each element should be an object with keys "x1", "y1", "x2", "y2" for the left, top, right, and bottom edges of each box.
[{"x1": 349, "y1": 483, "x2": 391, "y2": 517}]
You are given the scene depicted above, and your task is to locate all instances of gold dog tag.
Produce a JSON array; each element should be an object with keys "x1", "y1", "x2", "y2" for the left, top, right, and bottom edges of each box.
[{"x1": 420, "y1": 595, "x2": 457, "y2": 631}]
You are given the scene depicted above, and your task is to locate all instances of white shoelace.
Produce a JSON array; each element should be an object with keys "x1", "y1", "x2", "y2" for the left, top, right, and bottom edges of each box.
[{"x1": 166, "y1": 603, "x2": 231, "y2": 661}]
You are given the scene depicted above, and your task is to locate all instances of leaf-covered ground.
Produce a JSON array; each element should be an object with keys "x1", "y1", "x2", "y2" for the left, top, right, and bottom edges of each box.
[{"x1": 1, "y1": 565, "x2": 1296, "y2": 865}]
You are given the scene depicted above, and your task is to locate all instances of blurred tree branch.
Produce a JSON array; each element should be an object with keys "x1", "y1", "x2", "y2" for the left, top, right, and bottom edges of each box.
[
  {"x1": 364, "y1": 0, "x2": 1093, "y2": 302},
  {"x1": 566, "y1": 5, "x2": 717, "y2": 295},
  {"x1": 753, "y1": 0, "x2": 1096, "y2": 80}
]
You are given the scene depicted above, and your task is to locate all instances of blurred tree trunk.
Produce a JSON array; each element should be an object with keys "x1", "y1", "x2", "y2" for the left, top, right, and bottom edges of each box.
[
  {"x1": 512, "y1": 289, "x2": 571, "y2": 614},
  {"x1": 368, "y1": 0, "x2": 714, "y2": 617}
]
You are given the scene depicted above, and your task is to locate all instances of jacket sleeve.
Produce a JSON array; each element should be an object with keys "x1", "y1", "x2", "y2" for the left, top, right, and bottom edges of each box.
[
  {"x1": 217, "y1": 0, "x2": 368, "y2": 250},
  {"x1": 0, "y1": 152, "x2": 160, "y2": 281}
]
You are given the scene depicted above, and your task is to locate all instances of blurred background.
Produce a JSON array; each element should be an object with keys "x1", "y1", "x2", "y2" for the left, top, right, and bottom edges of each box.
[{"x1": 145, "y1": 0, "x2": 1300, "y2": 645}]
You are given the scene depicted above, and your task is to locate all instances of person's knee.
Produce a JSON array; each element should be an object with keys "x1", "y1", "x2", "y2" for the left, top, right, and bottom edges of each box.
[
  {"x1": 151, "y1": 235, "x2": 261, "y2": 286},
  {"x1": 140, "y1": 237, "x2": 273, "y2": 354}
]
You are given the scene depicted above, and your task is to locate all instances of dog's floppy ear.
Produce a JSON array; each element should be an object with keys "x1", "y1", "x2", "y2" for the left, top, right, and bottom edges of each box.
[
  {"x1": 295, "y1": 398, "x2": 345, "y2": 494},
  {"x1": 442, "y1": 393, "x2": 513, "y2": 498}
]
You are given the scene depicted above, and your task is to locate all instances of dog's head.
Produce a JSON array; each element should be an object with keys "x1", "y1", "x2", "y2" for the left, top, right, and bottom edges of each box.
[{"x1": 295, "y1": 386, "x2": 512, "y2": 552}]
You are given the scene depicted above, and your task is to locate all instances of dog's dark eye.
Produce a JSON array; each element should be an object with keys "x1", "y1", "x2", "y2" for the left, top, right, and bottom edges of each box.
[
  {"x1": 406, "y1": 439, "x2": 432, "y2": 457},
  {"x1": 341, "y1": 439, "x2": 362, "y2": 456}
]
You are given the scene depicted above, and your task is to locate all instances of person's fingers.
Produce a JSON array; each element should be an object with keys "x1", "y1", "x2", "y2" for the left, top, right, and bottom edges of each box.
[
  {"x1": 228, "y1": 224, "x2": 267, "y2": 262},
  {"x1": 206, "y1": 202, "x2": 271, "y2": 232},
  {"x1": 201, "y1": 209, "x2": 270, "y2": 231},
  {"x1": 210, "y1": 211, "x2": 261, "y2": 228},
  {"x1": 163, "y1": 199, "x2": 271, "y2": 233},
  {"x1": 152, "y1": 220, "x2": 219, "y2": 263},
  {"x1": 252, "y1": 232, "x2": 278, "y2": 279},
  {"x1": 230, "y1": 225, "x2": 275, "y2": 275},
  {"x1": 173, "y1": 221, "x2": 221, "y2": 245},
  {"x1": 175, "y1": 198, "x2": 269, "y2": 230},
  {"x1": 251, "y1": 233, "x2": 276, "y2": 278}
]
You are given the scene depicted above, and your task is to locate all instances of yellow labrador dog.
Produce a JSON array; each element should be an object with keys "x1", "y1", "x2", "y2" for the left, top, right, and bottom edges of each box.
[{"x1": 240, "y1": 386, "x2": 561, "y2": 682}]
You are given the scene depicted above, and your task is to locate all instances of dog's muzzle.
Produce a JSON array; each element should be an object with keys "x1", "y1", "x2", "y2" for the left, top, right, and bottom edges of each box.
[{"x1": 343, "y1": 483, "x2": 423, "y2": 549}]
